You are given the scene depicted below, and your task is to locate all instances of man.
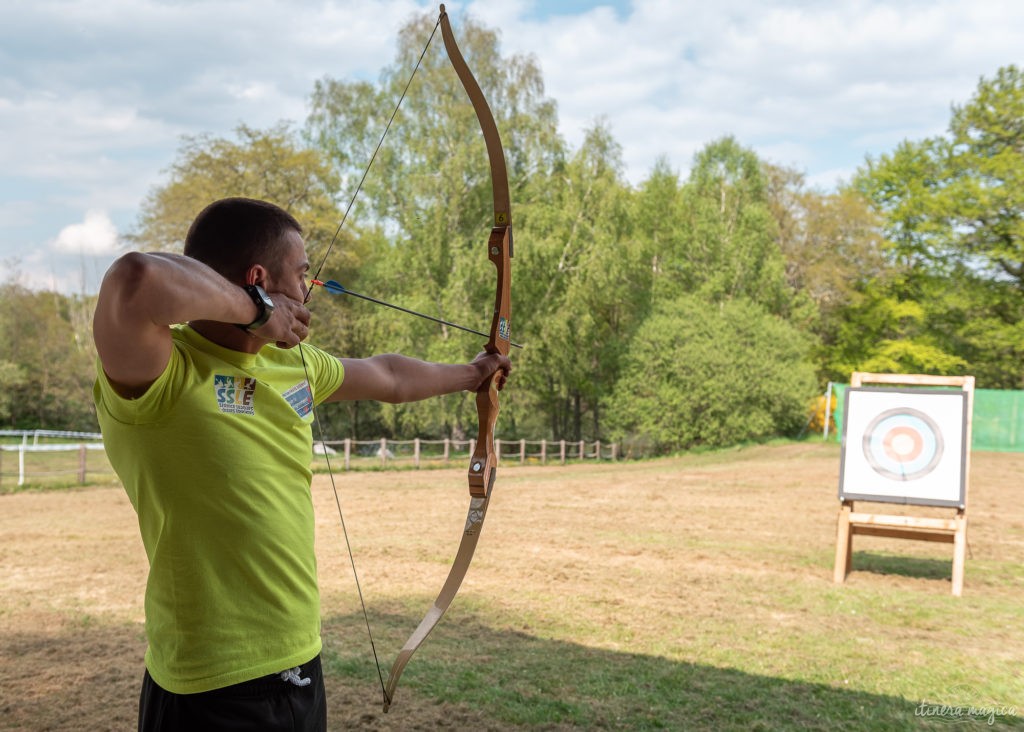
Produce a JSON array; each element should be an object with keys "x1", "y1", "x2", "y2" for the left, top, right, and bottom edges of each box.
[{"x1": 92, "y1": 197, "x2": 510, "y2": 731}]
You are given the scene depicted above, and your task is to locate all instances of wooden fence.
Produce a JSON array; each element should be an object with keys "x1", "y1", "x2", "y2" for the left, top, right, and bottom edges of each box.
[
  {"x1": 313, "y1": 438, "x2": 618, "y2": 470},
  {"x1": 0, "y1": 430, "x2": 617, "y2": 487},
  {"x1": 0, "y1": 431, "x2": 108, "y2": 488}
]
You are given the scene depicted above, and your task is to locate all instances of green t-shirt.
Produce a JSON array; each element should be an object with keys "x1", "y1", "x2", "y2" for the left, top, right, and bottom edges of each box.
[{"x1": 94, "y1": 325, "x2": 344, "y2": 694}]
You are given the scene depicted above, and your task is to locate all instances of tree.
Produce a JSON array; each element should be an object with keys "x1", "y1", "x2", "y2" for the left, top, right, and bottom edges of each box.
[
  {"x1": 669, "y1": 137, "x2": 792, "y2": 315},
  {"x1": 0, "y1": 284, "x2": 97, "y2": 430},
  {"x1": 515, "y1": 123, "x2": 642, "y2": 439},
  {"x1": 306, "y1": 9, "x2": 565, "y2": 438},
  {"x1": 764, "y1": 164, "x2": 885, "y2": 323},
  {"x1": 948, "y1": 65, "x2": 1024, "y2": 285},
  {"x1": 853, "y1": 65, "x2": 1024, "y2": 387},
  {"x1": 605, "y1": 295, "x2": 818, "y2": 454}
]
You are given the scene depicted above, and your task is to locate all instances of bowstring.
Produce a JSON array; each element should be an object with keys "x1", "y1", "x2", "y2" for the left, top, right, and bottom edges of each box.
[{"x1": 300, "y1": 13, "x2": 443, "y2": 705}]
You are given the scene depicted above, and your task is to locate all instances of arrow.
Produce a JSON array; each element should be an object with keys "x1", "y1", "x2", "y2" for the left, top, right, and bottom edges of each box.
[{"x1": 311, "y1": 279, "x2": 523, "y2": 349}]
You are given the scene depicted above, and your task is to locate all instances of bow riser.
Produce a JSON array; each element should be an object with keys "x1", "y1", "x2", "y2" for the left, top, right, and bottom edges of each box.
[{"x1": 486, "y1": 225, "x2": 513, "y2": 353}]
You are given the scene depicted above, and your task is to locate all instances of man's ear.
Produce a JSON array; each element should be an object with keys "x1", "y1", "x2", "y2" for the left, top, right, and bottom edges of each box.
[{"x1": 244, "y1": 264, "x2": 269, "y2": 287}]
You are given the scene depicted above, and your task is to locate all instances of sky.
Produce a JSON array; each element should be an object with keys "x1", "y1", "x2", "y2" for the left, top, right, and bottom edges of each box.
[{"x1": 1, "y1": 0, "x2": 1021, "y2": 295}]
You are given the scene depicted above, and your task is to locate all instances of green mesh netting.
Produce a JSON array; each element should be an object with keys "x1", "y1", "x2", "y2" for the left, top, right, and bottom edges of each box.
[{"x1": 829, "y1": 385, "x2": 1024, "y2": 452}]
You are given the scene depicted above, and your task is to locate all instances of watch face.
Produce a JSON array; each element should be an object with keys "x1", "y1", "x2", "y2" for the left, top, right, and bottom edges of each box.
[
  {"x1": 244, "y1": 284, "x2": 274, "y2": 330},
  {"x1": 254, "y1": 285, "x2": 274, "y2": 308}
]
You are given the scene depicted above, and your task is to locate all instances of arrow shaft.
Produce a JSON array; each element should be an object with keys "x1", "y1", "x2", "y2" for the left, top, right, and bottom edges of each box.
[{"x1": 312, "y1": 280, "x2": 522, "y2": 348}]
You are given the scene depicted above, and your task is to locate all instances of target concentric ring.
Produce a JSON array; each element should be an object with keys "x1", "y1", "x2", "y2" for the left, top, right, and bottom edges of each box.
[{"x1": 861, "y1": 407, "x2": 943, "y2": 481}]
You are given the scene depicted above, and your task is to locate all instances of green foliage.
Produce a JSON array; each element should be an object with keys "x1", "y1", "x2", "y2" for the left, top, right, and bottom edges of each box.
[
  {"x1": 306, "y1": 10, "x2": 567, "y2": 440},
  {"x1": 665, "y1": 137, "x2": 792, "y2": 314},
  {"x1": 605, "y1": 295, "x2": 818, "y2": 454},
  {"x1": 515, "y1": 123, "x2": 643, "y2": 440},
  {"x1": 948, "y1": 64, "x2": 1024, "y2": 285},
  {"x1": 13, "y1": 16, "x2": 1019, "y2": 441},
  {"x1": 850, "y1": 65, "x2": 1024, "y2": 388},
  {"x1": 0, "y1": 282, "x2": 98, "y2": 430},
  {"x1": 765, "y1": 163, "x2": 885, "y2": 328},
  {"x1": 0, "y1": 359, "x2": 27, "y2": 423}
]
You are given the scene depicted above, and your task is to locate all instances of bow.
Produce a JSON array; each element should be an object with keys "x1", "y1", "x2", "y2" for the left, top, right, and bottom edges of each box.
[
  {"x1": 302, "y1": 4, "x2": 513, "y2": 712},
  {"x1": 381, "y1": 3, "x2": 513, "y2": 711}
]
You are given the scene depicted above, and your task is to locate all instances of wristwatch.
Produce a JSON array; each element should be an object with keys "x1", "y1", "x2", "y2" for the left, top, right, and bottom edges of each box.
[{"x1": 240, "y1": 284, "x2": 275, "y2": 332}]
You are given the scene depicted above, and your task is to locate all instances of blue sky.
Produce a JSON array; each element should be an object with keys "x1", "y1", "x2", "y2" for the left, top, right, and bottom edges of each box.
[{"x1": 1, "y1": 0, "x2": 1021, "y2": 294}]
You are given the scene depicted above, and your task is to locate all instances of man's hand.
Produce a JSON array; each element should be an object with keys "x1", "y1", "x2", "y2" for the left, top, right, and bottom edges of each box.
[
  {"x1": 251, "y1": 290, "x2": 311, "y2": 349},
  {"x1": 470, "y1": 351, "x2": 512, "y2": 392}
]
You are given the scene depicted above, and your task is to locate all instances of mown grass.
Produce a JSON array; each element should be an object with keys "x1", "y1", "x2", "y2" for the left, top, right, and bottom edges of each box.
[
  {"x1": 2, "y1": 442, "x2": 1020, "y2": 729},
  {"x1": 317, "y1": 444, "x2": 1024, "y2": 729}
]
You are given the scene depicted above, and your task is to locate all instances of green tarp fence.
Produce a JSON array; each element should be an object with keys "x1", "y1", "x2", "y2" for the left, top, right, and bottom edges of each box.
[{"x1": 830, "y1": 384, "x2": 1024, "y2": 453}]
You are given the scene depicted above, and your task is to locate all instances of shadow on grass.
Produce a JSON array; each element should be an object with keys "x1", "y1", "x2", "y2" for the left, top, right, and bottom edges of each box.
[
  {"x1": 850, "y1": 551, "x2": 953, "y2": 581},
  {"x1": 323, "y1": 609, "x2": 1023, "y2": 731},
  {"x1": 5, "y1": 612, "x2": 1019, "y2": 731}
]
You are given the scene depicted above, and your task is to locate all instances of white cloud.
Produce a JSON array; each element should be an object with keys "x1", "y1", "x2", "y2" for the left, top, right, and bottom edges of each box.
[
  {"x1": 52, "y1": 210, "x2": 121, "y2": 256},
  {"x1": 1, "y1": 0, "x2": 1022, "y2": 294}
]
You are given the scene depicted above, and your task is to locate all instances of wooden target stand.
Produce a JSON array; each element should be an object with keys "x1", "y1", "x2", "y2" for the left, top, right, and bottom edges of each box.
[{"x1": 833, "y1": 373, "x2": 973, "y2": 596}]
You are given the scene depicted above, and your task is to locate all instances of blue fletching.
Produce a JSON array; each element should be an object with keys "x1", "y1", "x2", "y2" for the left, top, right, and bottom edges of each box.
[{"x1": 322, "y1": 280, "x2": 347, "y2": 295}]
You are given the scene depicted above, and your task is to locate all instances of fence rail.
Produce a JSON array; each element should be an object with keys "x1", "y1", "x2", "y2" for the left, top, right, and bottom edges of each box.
[
  {"x1": 313, "y1": 438, "x2": 618, "y2": 470},
  {"x1": 0, "y1": 430, "x2": 617, "y2": 488},
  {"x1": 0, "y1": 442, "x2": 108, "y2": 487}
]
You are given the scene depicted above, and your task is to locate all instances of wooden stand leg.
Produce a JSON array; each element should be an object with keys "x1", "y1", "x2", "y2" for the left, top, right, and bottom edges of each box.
[
  {"x1": 834, "y1": 503, "x2": 853, "y2": 584},
  {"x1": 951, "y1": 512, "x2": 967, "y2": 597}
]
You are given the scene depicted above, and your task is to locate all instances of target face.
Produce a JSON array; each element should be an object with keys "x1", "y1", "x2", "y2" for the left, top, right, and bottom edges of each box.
[
  {"x1": 839, "y1": 387, "x2": 967, "y2": 508},
  {"x1": 862, "y1": 408, "x2": 943, "y2": 481}
]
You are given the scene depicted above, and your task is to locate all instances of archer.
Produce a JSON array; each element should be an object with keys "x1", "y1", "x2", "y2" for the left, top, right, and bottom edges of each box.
[{"x1": 92, "y1": 197, "x2": 510, "y2": 731}]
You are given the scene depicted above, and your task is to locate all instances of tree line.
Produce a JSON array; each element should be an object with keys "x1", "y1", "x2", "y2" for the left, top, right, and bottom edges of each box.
[{"x1": 2, "y1": 11, "x2": 1020, "y2": 456}]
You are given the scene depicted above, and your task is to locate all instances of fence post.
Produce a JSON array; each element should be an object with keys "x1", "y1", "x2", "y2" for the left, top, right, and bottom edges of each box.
[
  {"x1": 560, "y1": 440, "x2": 566, "y2": 464},
  {"x1": 612, "y1": 443, "x2": 618, "y2": 460},
  {"x1": 18, "y1": 444, "x2": 26, "y2": 486},
  {"x1": 520, "y1": 438, "x2": 526, "y2": 464},
  {"x1": 470, "y1": 438, "x2": 476, "y2": 459},
  {"x1": 344, "y1": 439, "x2": 351, "y2": 470},
  {"x1": 595, "y1": 440, "x2": 601, "y2": 460},
  {"x1": 78, "y1": 444, "x2": 87, "y2": 483},
  {"x1": 579, "y1": 440, "x2": 585, "y2": 460},
  {"x1": 541, "y1": 439, "x2": 547, "y2": 465},
  {"x1": 414, "y1": 438, "x2": 420, "y2": 468},
  {"x1": 380, "y1": 437, "x2": 387, "y2": 466},
  {"x1": 444, "y1": 438, "x2": 450, "y2": 462},
  {"x1": 496, "y1": 439, "x2": 501, "y2": 463}
]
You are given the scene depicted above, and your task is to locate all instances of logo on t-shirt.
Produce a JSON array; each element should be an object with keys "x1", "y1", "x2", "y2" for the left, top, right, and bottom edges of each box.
[
  {"x1": 215, "y1": 375, "x2": 257, "y2": 415},
  {"x1": 283, "y1": 380, "x2": 314, "y2": 417}
]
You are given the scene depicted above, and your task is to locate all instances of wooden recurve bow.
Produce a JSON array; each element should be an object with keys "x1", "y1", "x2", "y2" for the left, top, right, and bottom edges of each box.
[{"x1": 381, "y1": 3, "x2": 514, "y2": 713}]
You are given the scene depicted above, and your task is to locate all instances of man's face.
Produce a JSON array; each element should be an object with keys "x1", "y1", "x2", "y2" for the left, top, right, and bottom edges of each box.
[{"x1": 265, "y1": 228, "x2": 310, "y2": 303}]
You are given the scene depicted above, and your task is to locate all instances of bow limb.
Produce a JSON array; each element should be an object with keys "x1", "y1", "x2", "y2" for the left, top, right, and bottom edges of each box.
[{"x1": 382, "y1": 3, "x2": 513, "y2": 712}]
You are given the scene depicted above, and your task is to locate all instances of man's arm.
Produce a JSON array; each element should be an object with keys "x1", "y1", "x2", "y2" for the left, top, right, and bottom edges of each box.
[
  {"x1": 328, "y1": 352, "x2": 510, "y2": 404},
  {"x1": 93, "y1": 252, "x2": 306, "y2": 398}
]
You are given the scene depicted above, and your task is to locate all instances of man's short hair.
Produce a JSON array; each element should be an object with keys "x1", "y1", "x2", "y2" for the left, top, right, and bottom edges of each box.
[{"x1": 184, "y1": 198, "x2": 303, "y2": 282}]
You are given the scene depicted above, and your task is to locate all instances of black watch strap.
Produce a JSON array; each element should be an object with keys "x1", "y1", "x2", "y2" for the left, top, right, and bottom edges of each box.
[{"x1": 240, "y1": 284, "x2": 275, "y2": 331}]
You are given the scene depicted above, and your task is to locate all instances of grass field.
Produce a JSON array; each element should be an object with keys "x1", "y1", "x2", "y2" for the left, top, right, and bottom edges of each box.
[{"x1": 1, "y1": 442, "x2": 1021, "y2": 730}]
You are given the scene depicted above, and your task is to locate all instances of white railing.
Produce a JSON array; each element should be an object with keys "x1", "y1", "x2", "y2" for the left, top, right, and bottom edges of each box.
[
  {"x1": 0, "y1": 442, "x2": 107, "y2": 486},
  {"x1": 0, "y1": 431, "x2": 617, "y2": 486},
  {"x1": 313, "y1": 438, "x2": 618, "y2": 470}
]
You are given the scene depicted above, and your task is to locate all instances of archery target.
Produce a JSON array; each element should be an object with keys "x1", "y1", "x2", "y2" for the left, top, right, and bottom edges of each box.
[
  {"x1": 839, "y1": 387, "x2": 967, "y2": 507},
  {"x1": 862, "y1": 408, "x2": 943, "y2": 481}
]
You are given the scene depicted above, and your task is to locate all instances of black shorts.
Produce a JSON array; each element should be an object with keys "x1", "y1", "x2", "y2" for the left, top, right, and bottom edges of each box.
[{"x1": 138, "y1": 655, "x2": 326, "y2": 732}]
